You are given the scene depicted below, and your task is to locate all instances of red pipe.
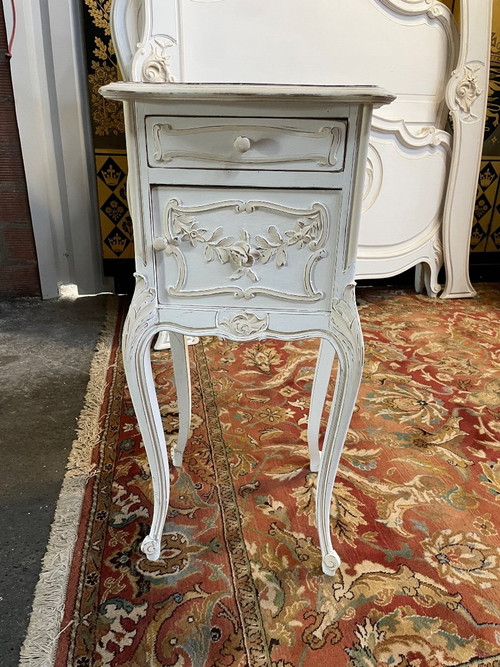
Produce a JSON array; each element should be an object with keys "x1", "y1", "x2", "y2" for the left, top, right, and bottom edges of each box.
[{"x1": 5, "y1": 0, "x2": 16, "y2": 59}]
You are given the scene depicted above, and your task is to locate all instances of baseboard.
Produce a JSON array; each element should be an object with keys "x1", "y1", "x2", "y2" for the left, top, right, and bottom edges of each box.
[{"x1": 469, "y1": 253, "x2": 500, "y2": 283}]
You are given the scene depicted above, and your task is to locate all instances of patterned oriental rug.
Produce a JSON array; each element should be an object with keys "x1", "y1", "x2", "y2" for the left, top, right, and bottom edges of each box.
[{"x1": 21, "y1": 286, "x2": 500, "y2": 666}]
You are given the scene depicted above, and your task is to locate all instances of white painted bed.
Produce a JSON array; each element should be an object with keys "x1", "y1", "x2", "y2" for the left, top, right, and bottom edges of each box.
[{"x1": 111, "y1": 0, "x2": 492, "y2": 298}]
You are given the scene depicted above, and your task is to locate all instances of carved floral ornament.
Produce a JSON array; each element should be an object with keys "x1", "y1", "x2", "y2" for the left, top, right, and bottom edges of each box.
[
  {"x1": 454, "y1": 63, "x2": 483, "y2": 119},
  {"x1": 156, "y1": 200, "x2": 328, "y2": 283},
  {"x1": 217, "y1": 311, "x2": 269, "y2": 337},
  {"x1": 140, "y1": 36, "x2": 177, "y2": 83},
  {"x1": 121, "y1": 273, "x2": 157, "y2": 353}
]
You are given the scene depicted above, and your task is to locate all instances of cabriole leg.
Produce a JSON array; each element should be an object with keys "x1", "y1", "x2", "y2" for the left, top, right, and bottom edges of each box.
[
  {"x1": 316, "y1": 313, "x2": 364, "y2": 576},
  {"x1": 122, "y1": 276, "x2": 169, "y2": 561},
  {"x1": 308, "y1": 339, "x2": 336, "y2": 472},
  {"x1": 169, "y1": 332, "x2": 192, "y2": 468}
]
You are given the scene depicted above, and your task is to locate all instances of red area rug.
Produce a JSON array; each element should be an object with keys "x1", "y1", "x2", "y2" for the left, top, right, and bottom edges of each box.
[{"x1": 23, "y1": 287, "x2": 500, "y2": 666}]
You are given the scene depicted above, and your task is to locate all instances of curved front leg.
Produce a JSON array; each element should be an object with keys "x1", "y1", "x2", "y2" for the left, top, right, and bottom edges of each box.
[
  {"x1": 316, "y1": 308, "x2": 364, "y2": 576},
  {"x1": 308, "y1": 340, "x2": 336, "y2": 472},
  {"x1": 122, "y1": 276, "x2": 168, "y2": 561},
  {"x1": 169, "y1": 332, "x2": 192, "y2": 468}
]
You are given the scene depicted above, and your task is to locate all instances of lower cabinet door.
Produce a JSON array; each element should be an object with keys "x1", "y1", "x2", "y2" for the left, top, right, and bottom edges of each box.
[{"x1": 151, "y1": 186, "x2": 343, "y2": 311}]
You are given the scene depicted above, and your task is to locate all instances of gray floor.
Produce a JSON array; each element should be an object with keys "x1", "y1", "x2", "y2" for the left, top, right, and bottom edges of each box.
[{"x1": 0, "y1": 294, "x2": 111, "y2": 666}]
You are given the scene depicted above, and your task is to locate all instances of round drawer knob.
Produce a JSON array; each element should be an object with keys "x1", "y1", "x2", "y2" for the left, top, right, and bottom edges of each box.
[
  {"x1": 153, "y1": 237, "x2": 168, "y2": 251},
  {"x1": 233, "y1": 135, "x2": 251, "y2": 153}
]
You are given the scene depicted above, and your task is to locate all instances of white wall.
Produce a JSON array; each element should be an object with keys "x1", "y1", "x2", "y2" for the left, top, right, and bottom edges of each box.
[{"x1": 2, "y1": 0, "x2": 112, "y2": 298}]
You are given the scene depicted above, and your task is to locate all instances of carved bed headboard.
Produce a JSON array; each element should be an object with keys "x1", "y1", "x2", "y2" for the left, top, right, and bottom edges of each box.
[
  {"x1": 114, "y1": 0, "x2": 457, "y2": 127},
  {"x1": 111, "y1": 0, "x2": 492, "y2": 299}
]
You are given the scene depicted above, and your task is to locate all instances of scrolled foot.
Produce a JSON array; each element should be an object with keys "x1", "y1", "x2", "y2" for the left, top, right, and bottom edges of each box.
[
  {"x1": 141, "y1": 534, "x2": 162, "y2": 561},
  {"x1": 322, "y1": 550, "x2": 341, "y2": 576},
  {"x1": 172, "y1": 448, "x2": 184, "y2": 468}
]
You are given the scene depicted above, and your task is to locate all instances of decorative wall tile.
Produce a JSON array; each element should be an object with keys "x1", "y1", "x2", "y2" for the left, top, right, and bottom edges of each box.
[
  {"x1": 95, "y1": 152, "x2": 134, "y2": 260},
  {"x1": 472, "y1": 3, "x2": 500, "y2": 254},
  {"x1": 472, "y1": 160, "x2": 498, "y2": 252},
  {"x1": 82, "y1": 1, "x2": 130, "y2": 273}
]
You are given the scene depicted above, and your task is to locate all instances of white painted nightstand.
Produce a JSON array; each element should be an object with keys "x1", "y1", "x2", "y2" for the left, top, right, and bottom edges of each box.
[{"x1": 100, "y1": 82, "x2": 394, "y2": 575}]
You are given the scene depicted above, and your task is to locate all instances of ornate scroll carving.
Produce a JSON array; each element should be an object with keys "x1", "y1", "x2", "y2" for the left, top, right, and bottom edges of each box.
[
  {"x1": 141, "y1": 534, "x2": 162, "y2": 559},
  {"x1": 330, "y1": 282, "x2": 364, "y2": 355},
  {"x1": 363, "y1": 144, "x2": 383, "y2": 213},
  {"x1": 122, "y1": 273, "x2": 157, "y2": 356},
  {"x1": 126, "y1": 0, "x2": 180, "y2": 82},
  {"x1": 454, "y1": 63, "x2": 483, "y2": 119},
  {"x1": 371, "y1": 117, "x2": 452, "y2": 153},
  {"x1": 447, "y1": 54, "x2": 487, "y2": 126},
  {"x1": 217, "y1": 311, "x2": 269, "y2": 337},
  {"x1": 156, "y1": 198, "x2": 329, "y2": 302},
  {"x1": 377, "y1": 0, "x2": 454, "y2": 25},
  {"x1": 140, "y1": 36, "x2": 177, "y2": 83}
]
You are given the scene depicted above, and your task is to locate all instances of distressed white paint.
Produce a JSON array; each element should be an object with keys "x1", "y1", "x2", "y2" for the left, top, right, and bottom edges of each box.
[{"x1": 102, "y1": 76, "x2": 393, "y2": 576}]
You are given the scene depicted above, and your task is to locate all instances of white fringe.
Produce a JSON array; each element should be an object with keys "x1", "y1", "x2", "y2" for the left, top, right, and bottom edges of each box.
[{"x1": 19, "y1": 298, "x2": 119, "y2": 667}]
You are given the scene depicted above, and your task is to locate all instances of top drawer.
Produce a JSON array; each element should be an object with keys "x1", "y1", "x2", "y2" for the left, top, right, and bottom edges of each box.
[{"x1": 145, "y1": 116, "x2": 346, "y2": 172}]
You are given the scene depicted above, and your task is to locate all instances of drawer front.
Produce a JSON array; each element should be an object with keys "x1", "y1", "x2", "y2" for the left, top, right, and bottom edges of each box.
[
  {"x1": 152, "y1": 186, "x2": 342, "y2": 310},
  {"x1": 145, "y1": 117, "x2": 346, "y2": 171}
]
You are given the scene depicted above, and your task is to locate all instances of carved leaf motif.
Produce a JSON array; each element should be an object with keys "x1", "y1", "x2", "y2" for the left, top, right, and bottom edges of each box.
[
  {"x1": 268, "y1": 226, "x2": 283, "y2": 244},
  {"x1": 219, "y1": 311, "x2": 269, "y2": 337},
  {"x1": 204, "y1": 244, "x2": 215, "y2": 262},
  {"x1": 172, "y1": 213, "x2": 193, "y2": 234},
  {"x1": 231, "y1": 266, "x2": 259, "y2": 282},
  {"x1": 455, "y1": 65, "x2": 482, "y2": 117},
  {"x1": 255, "y1": 226, "x2": 288, "y2": 267},
  {"x1": 254, "y1": 236, "x2": 278, "y2": 264},
  {"x1": 207, "y1": 227, "x2": 224, "y2": 242},
  {"x1": 286, "y1": 217, "x2": 322, "y2": 249},
  {"x1": 276, "y1": 248, "x2": 287, "y2": 268},
  {"x1": 203, "y1": 227, "x2": 225, "y2": 262}
]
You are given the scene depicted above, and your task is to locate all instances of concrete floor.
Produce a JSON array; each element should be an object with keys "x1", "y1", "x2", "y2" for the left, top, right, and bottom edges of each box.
[{"x1": 0, "y1": 294, "x2": 110, "y2": 666}]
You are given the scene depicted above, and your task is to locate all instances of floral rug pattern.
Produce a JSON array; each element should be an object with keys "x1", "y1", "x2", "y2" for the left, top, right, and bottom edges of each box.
[{"x1": 56, "y1": 287, "x2": 500, "y2": 666}]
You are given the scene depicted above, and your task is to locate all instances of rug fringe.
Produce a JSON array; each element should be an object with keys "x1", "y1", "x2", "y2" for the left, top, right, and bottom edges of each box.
[{"x1": 19, "y1": 297, "x2": 120, "y2": 667}]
